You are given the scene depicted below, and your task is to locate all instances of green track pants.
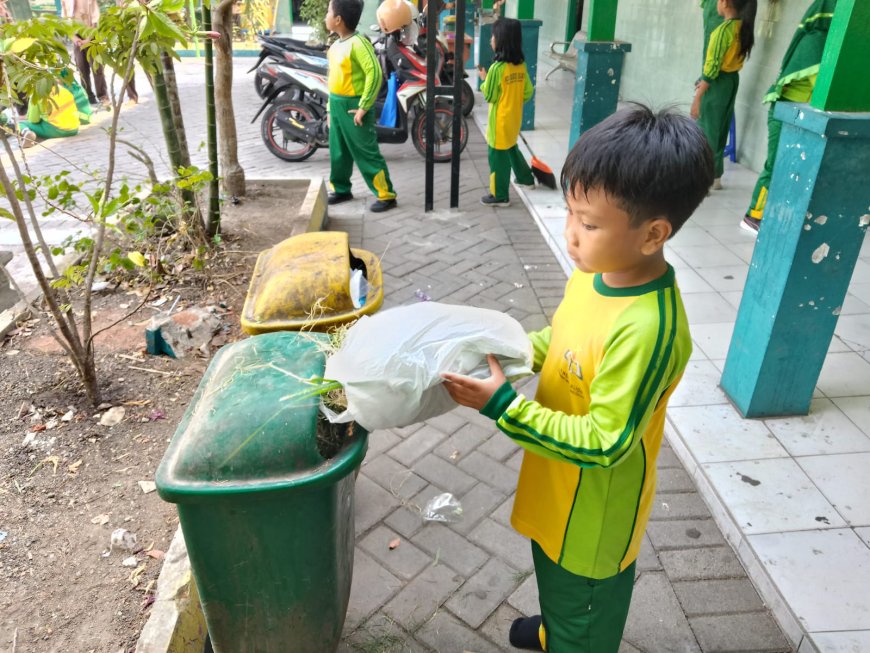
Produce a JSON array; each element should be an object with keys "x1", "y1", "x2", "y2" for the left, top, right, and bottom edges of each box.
[
  {"x1": 18, "y1": 120, "x2": 77, "y2": 139},
  {"x1": 328, "y1": 94, "x2": 395, "y2": 201},
  {"x1": 698, "y1": 71, "x2": 738, "y2": 179},
  {"x1": 532, "y1": 541, "x2": 636, "y2": 652},
  {"x1": 747, "y1": 103, "x2": 783, "y2": 220},
  {"x1": 489, "y1": 144, "x2": 534, "y2": 201}
]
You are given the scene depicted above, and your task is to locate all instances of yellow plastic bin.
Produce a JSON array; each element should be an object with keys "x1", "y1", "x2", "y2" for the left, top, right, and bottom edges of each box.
[{"x1": 241, "y1": 231, "x2": 384, "y2": 334}]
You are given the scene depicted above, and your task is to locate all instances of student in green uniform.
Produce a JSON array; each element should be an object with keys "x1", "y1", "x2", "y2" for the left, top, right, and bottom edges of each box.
[
  {"x1": 60, "y1": 68, "x2": 93, "y2": 125},
  {"x1": 443, "y1": 106, "x2": 713, "y2": 652},
  {"x1": 15, "y1": 81, "x2": 80, "y2": 148},
  {"x1": 691, "y1": 0, "x2": 756, "y2": 189},
  {"x1": 479, "y1": 17, "x2": 535, "y2": 207},
  {"x1": 741, "y1": 0, "x2": 836, "y2": 234},
  {"x1": 324, "y1": 0, "x2": 397, "y2": 213}
]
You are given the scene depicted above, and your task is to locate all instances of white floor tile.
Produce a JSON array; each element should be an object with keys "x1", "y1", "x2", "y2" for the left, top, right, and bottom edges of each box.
[
  {"x1": 841, "y1": 292, "x2": 870, "y2": 316},
  {"x1": 670, "y1": 244, "x2": 745, "y2": 268},
  {"x1": 674, "y1": 268, "x2": 715, "y2": 294},
  {"x1": 670, "y1": 226, "x2": 719, "y2": 247},
  {"x1": 798, "y1": 453, "x2": 870, "y2": 526},
  {"x1": 764, "y1": 398, "x2": 870, "y2": 457},
  {"x1": 806, "y1": 631, "x2": 870, "y2": 653},
  {"x1": 680, "y1": 292, "x2": 738, "y2": 324},
  {"x1": 703, "y1": 223, "x2": 759, "y2": 245},
  {"x1": 695, "y1": 265, "x2": 749, "y2": 293},
  {"x1": 668, "y1": 360, "x2": 730, "y2": 407},
  {"x1": 818, "y1": 352, "x2": 870, "y2": 397},
  {"x1": 720, "y1": 290, "x2": 743, "y2": 310},
  {"x1": 748, "y1": 529, "x2": 870, "y2": 632},
  {"x1": 704, "y1": 458, "x2": 844, "y2": 534},
  {"x1": 850, "y1": 259, "x2": 870, "y2": 284},
  {"x1": 856, "y1": 527, "x2": 870, "y2": 548},
  {"x1": 835, "y1": 314, "x2": 870, "y2": 354},
  {"x1": 850, "y1": 283, "x2": 870, "y2": 306},
  {"x1": 725, "y1": 241, "x2": 757, "y2": 264},
  {"x1": 832, "y1": 396, "x2": 870, "y2": 436},
  {"x1": 689, "y1": 322, "x2": 735, "y2": 360},
  {"x1": 668, "y1": 405, "x2": 787, "y2": 463}
]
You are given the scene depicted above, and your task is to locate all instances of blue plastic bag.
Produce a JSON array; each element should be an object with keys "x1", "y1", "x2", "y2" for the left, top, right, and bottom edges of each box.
[{"x1": 378, "y1": 72, "x2": 398, "y2": 128}]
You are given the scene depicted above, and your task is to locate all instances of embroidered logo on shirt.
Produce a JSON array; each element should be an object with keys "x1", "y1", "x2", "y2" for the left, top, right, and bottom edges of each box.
[{"x1": 559, "y1": 349, "x2": 586, "y2": 397}]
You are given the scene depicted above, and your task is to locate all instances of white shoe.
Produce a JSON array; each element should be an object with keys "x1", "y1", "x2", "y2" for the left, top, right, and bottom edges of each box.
[
  {"x1": 20, "y1": 128, "x2": 36, "y2": 148},
  {"x1": 712, "y1": 178, "x2": 723, "y2": 190},
  {"x1": 516, "y1": 181, "x2": 535, "y2": 190}
]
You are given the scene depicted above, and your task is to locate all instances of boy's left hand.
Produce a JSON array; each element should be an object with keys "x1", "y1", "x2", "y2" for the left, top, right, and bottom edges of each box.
[
  {"x1": 477, "y1": 66, "x2": 486, "y2": 80},
  {"x1": 349, "y1": 108, "x2": 367, "y2": 126},
  {"x1": 442, "y1": 354, "x2": 506, "y2": 411}
]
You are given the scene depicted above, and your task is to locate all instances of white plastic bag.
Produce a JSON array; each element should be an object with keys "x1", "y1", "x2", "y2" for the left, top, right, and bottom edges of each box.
[{"x1": 322, "y1": 302, "x2": 533, "y2": 431}]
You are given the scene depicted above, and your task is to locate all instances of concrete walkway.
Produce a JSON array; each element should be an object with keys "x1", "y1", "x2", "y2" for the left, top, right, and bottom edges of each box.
[{"x1": 3, "y1": 59, "x2": 795, "y2": 652}]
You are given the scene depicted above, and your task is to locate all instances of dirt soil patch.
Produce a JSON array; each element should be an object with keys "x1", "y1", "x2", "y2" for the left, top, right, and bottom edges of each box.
[{"x1": 0, "y1": 186, "x2": 313, "y2": 653}]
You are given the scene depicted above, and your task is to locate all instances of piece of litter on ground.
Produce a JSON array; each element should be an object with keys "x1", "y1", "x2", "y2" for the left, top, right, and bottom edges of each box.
[
  {"x1": 0, "y1": 531, "x2": 7, "y2": 543},
  {"x1": 137, "y1": 480, "x2": 156, "y2": 494},
  {"x1": 110, "y1": 528, "x2": 137, "y2": 552},
  {"x1": 145, "y1": 549, "x2": 165, "y2": 560},
  {"x1": 121, "y1": 556, "x2": 138, "y2": 567},
  {"x1": 61, "y1": 409, "x2": 75, "y2": 422},
  {"x1": 99, "y1": 406, "x2": 126, "y2": 427},
  {"x1": 513, "y1": 282, "x2": 524, "y2": 288},
  {"x1": 91, "y1": 514, "x2": 110, "y2": 525},
  {"x1": 414, "y1": 289, "x2": 431, "y2": 302},
  {"x1": 388, "y1": 538, "x2": 401, "y2": 550},
  {"x1": 68, "y1": 459, "x2": 83, "y2": 474},
  {"x1": 129, "y1": 564, "x2": 147, "y2": 587}
]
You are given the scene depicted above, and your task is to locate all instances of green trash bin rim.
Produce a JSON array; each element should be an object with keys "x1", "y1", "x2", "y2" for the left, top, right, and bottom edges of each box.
[{"x1": 156, "y1": 426, "x2": 367, "y2": 503}]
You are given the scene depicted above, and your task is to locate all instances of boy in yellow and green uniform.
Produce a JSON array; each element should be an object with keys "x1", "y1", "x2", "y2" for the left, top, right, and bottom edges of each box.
[
  {"x1": 444, "y1": 106, "x2": 713, "y2": 652},
  {"x1": 743, "y1": 0, "x2": 836, "y2": 233},
  {"x1": 325, "y1": 0, "x2": 397, "y2": 213}
]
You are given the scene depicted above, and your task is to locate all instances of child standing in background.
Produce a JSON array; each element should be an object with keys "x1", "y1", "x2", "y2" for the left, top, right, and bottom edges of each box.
[
  {"x1": 325, "y1": 0, "x2": 398, "y2": 213},
  {"x1": 479, "y1": 17, "x2": 535, "y2": 207},
  {"x1": 691, "y1": 0, "x2": 756, "y2": 190}
]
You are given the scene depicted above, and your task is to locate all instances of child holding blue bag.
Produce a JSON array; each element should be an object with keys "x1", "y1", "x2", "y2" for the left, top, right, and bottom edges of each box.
[{"x1": 479, "y1": 17, "x2": 535, "y2": 207}]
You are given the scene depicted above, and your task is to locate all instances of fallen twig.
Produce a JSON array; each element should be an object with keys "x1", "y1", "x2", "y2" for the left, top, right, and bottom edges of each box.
[{"x1": 127, "y1": 365, "x2": 174, "y2": 376}]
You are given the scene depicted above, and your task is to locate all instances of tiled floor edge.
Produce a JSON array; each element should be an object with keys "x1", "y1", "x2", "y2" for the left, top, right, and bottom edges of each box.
[{"x1": 664, "y1": 419, "x2": 810, "y2": 652}]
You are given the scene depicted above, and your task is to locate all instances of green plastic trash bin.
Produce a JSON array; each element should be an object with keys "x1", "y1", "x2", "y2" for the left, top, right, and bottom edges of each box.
[{"x1": 156, "y1": 331, "x2": 367, "y2": 653}]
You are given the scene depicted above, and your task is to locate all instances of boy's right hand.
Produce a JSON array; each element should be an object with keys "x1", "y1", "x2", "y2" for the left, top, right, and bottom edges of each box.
[
  {"x1": 441, "y1": 355, "x2": 506, "y2": 411},
  {"x1": 477, "y1": 65, "x2": 486, "y2": 80}
]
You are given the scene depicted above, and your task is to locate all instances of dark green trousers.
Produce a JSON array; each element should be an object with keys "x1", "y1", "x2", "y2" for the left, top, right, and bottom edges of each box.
[
  {"x1": 488, "y1": 144, "x2": 534, "y2": 201},
  {"x1": 328, "y1": 94, "x2": 396, "y2": 200},
  {"x1": 532, "y1": 541, "x2": 636, "y2": 652},
  {"x1": 747, "y1": 103, "x2": 783, "y2": 220},
  {"x1": 698, "y1": 71, "x2": 739, "y2": 179}
]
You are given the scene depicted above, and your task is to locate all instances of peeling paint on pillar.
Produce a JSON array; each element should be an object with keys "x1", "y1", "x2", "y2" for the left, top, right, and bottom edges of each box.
[{"x1": 811, "y1": 243, "x2": 830, "y2": 263}]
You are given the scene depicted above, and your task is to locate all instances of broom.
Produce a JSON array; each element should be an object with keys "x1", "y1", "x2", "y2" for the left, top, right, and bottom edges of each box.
[{"x1": 518, "y1": 132, "x2": 557, "y2": 190}]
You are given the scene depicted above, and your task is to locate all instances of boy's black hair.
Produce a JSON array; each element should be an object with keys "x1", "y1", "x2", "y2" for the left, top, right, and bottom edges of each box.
[
  {"x1": 560, "y1": 105, "x2": 713, "y2": 236},
  {"x1": 492, "y1": 18, "x2": 524, "y2": 65},
  {"x1": 330, "y1": 0, "x2": 363, "y2": 31}
]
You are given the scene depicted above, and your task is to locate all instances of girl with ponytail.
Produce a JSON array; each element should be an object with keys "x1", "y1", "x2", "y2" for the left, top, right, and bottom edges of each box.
[{"x1": 691, "y1": 0, "x2": 756, "y2": 189}]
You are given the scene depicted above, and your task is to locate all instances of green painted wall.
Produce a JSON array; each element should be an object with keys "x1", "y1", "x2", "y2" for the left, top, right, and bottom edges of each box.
[{"x1": 614, "y1": 0, "x2": 815, "y2": 172}]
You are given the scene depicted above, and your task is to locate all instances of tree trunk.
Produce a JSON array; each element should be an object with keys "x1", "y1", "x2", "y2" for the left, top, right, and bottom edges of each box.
[
  {"x1": 202, "y1": 3, "x2": 222, "y2": 237},
  {"x1": 212, "y1": 0, "x2": 246, "y2": 198},
  {"x1": 160, "y1": 53, "x2": 192, "y2": 168}
]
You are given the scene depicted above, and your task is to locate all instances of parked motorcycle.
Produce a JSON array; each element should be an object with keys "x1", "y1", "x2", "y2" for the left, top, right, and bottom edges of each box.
[
  {"x1": 249, "y1": 34, "x2": 328, "y2": 100},
  {"x1": 253, "y1": 30, "x2": 468, "y2": 163}
]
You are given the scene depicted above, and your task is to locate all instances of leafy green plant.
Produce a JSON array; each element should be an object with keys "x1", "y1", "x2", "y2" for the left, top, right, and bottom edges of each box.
[{"x1": 299, "y1": 0, "x2": 329, "y2": 43}]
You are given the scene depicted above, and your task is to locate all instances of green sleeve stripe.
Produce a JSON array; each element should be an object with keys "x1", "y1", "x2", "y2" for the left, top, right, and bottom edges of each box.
[
  {"x1": 557, "y1": 471, "x2": 584, "y2": 566},
  {"x1": 355, "y1": 35, "x2": 381, "y2": 110},
  {"x1": 703, "y1": 20, "x2": 734, "y2": 79},
  {"x1": 632, "y1": 289, "x2": 677, "y2": 430},
  {"x1": 616, "y1": 440, "x2": 647, "y2": 567},
  {"x1": 481, "y1": 382, "x2": 517, "y2": 420}
]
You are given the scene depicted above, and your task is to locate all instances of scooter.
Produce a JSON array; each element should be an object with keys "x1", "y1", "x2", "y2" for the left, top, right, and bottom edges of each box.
[
  {"x1": 253, "y1": 31, "x2": 468, "y2": 163},
  {"x1": 249, "y1": 35, "x2": 328, "y2": 99}
]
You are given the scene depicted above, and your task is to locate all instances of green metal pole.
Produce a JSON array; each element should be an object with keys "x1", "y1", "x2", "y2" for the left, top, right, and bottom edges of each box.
[
  {"x1": 587, "y1": 0, "x2": 617, "y2": 41},
  {"x1": 515, "y1": 0, "x2": 534, "y2": 20},
  {"x1": 811, "y1": 0, "x2": 870, "y2": 112}
]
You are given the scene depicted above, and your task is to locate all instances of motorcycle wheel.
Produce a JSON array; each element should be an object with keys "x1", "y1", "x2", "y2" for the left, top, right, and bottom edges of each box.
[
  {"x1": 411, "y1": 100, "x2": 468, "y2": 163},
  {"x1": 261, "y1": 101, "x2": 318, "y2": 162}
]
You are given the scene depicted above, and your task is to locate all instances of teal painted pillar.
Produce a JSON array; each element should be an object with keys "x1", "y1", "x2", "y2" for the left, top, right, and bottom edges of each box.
[
  {"x1": 720, "y1": 103, "x2": 870, "y2": 417},
  {"x1": 568, "y1": 39, "x2": 632, "y2": 146},
  {"x1": 465, "y1": 6, "x2": 476, "y2": 70},
  {"x1": 519, "y1": 19, "x2": 542, "y2": 130}
]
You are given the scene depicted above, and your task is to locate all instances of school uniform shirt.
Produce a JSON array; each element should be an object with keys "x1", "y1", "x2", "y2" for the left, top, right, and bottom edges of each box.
[
  {"x1": 480, "y1": 267, "x2": 692, "y2": 579},
  {"x1": 29, "y1": 86, "x2": 79, "y2": 133},
  {"x1": 327, "y1": 32, "x2": 382, "y2": 112},
  {"x1": 701, "y1": 19, "x2": 745, "y2": 83},
  {"x1": 481, "y1": 61, "x2": 533, "y2": 150}
]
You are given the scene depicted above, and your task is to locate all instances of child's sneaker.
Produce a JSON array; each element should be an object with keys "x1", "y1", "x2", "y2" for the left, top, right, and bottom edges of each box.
[
  {"x1": 740, "y1": 214, "x2": 760, "y2": 235},
  {"x1": 369, "y1": 198, "x2": 397, "y2": 213},
  {"x1": 19, "y1": 128, "x2": 36, "y2": 149},
  {"x1": 480, "y1": 194, "x2": 510, "y2": 207},
  {"x1": 515, "y1": 180, "x2": 535, "y2": 190}
]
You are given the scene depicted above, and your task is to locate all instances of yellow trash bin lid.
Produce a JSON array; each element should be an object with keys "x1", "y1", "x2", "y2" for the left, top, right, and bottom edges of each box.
[{"x1": 241, "y1": 231, "x2": 384, "y2": 334}]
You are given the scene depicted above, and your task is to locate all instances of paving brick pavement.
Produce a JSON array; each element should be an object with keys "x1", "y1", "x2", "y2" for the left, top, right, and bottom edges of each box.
[{"x1": 3, "y1": 59, "x2": 792, "y2": 652}]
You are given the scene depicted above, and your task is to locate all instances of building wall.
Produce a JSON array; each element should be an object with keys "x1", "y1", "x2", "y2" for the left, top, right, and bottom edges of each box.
[{"x1": 614, "y1": 0, "x2": 813, "y2": 172}]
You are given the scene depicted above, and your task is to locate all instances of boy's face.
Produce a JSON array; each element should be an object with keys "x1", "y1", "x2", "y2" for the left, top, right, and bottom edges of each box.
[
  {"x1": 563, "y1": 185, "x2": 667, "y2": 275},
  {"x1": 325, "y1": 1, "x2": 339, "y2": 33}
]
